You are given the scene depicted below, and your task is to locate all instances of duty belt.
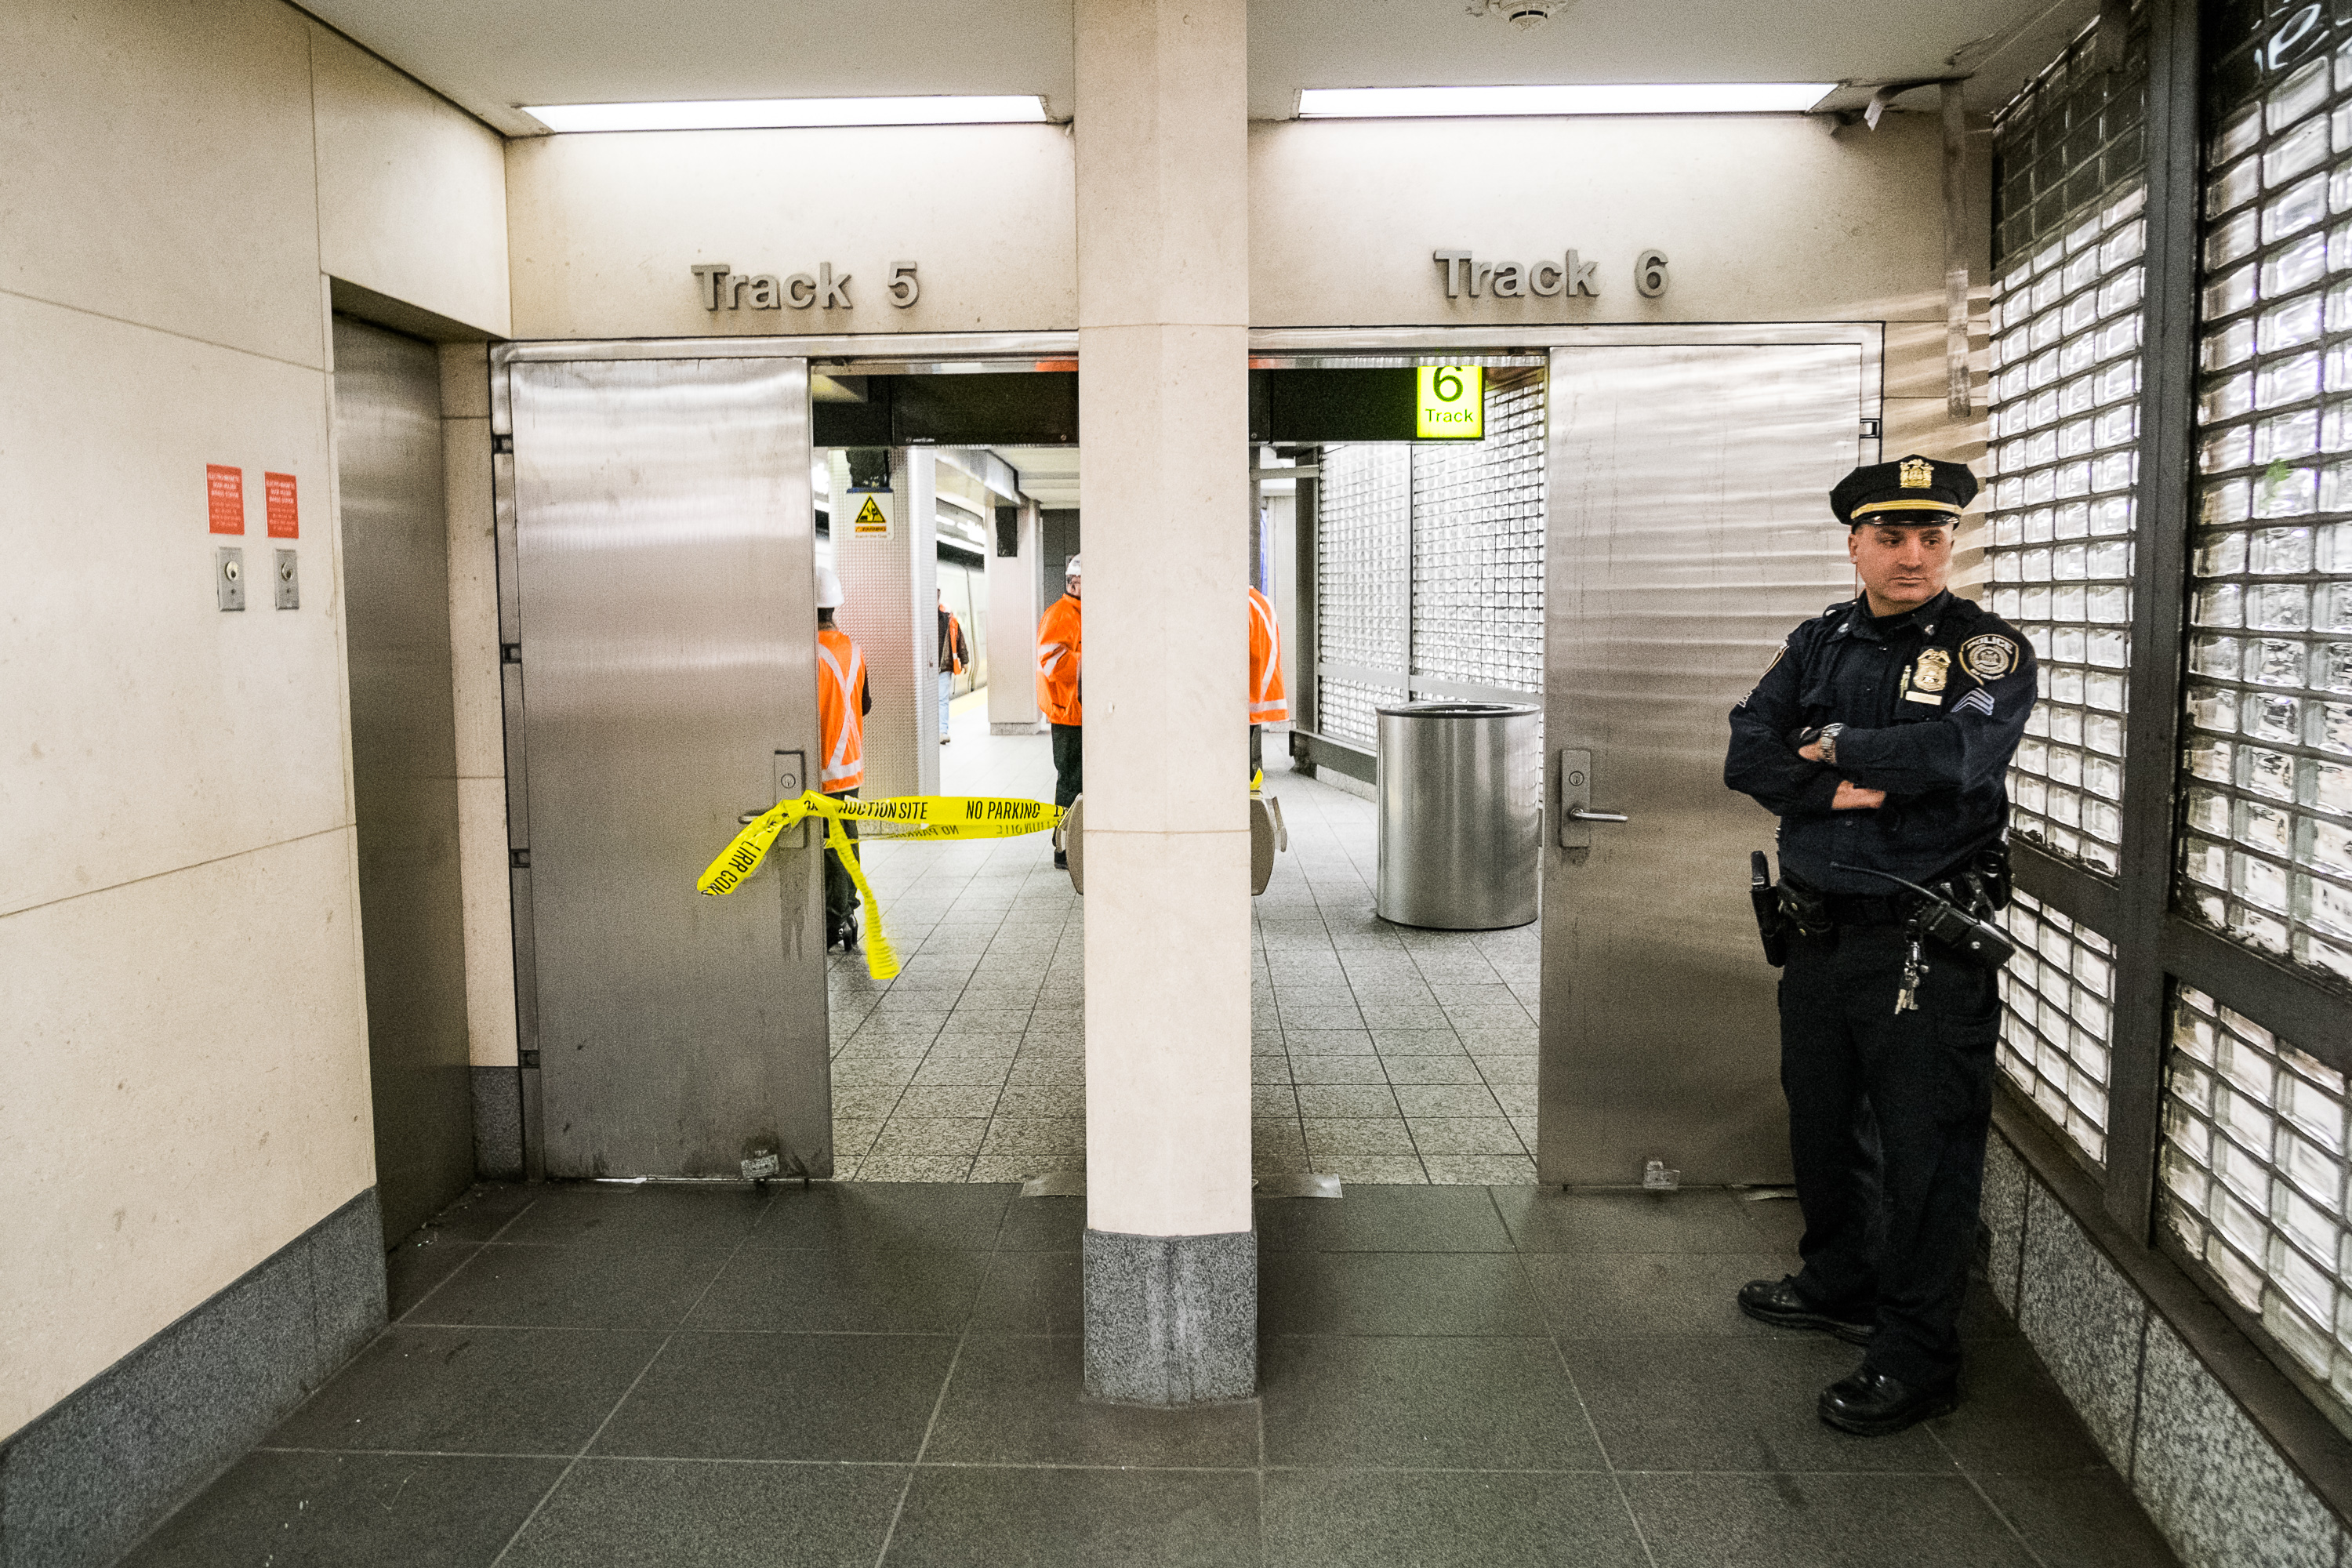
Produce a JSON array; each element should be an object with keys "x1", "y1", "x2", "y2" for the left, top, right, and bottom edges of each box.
[{"x1": 1819, "y1": 891, "x2": 1918, "y2": 927}]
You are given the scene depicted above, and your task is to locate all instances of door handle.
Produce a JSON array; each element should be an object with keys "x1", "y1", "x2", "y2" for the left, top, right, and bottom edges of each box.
[{"x1": 1557, "y1": 748, "x2": 1628, "y2": 849}]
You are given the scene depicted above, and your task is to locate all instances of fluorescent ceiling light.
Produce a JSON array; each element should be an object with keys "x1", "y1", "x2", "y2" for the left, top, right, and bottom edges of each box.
[
  {"x1": 523, "y1": 96, "x2": 1048, "y2": 132},
  {"x1": 1297, "y1": 83, "x2": 1835, "y2": 118}
]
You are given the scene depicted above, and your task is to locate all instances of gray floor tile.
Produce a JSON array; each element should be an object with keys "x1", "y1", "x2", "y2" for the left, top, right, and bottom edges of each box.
[
  {"x1": 492, "y1": 1185, "x2": 771, "y2": 1249},
  {"x1": 1562, "y1": 1335, "x2": 1946, "y2": 1472},
  {"x1": 993, "y1": 1083, "x2": 1083, "y2": 1117},
  {"x1": 886, "y1": 1467, "x2": 1258, "y2": 1568},
  {"x1": 970, "y1": 1251, "x2": 1083, "y2": 1332},
  {"x1": 1254, "y1": 1184, "x2": 1512, "y2": 1253},
  {"x1": 906, "y1": 1058, "x2": 1017, "y2": 1088},
  {"x1": 753, "y1": 1175, "x2": 1011, "y2": 1250},
  {"x1": 1493, "y1": 1188, "x2": 1769, "y2": 1254},
  {"x1": 413, "y1": 1183, "x2": 542, "y2": 1243},
  {"x1": 1303, "y1": 1118, "x2": 1417, "y2": 1155},
  {"x1": 872, "y1": 1117, "x2": 988, "y2": 1156},
  {"x1": 978, "y1": 1116, "x2": 1086, "y2": 1155},
  {"x1": 890, "y1": 1085, "x2": 1004, "y2": 1119},
  {"x1": 1379, "y1": 1054, "x2": 1485, "y2": 1083},
  {"x1": 119, "y1": 1454, "x2": 561, "y2": 1566},
  {"x1": 1261, "y1": 1250, "x2": 1547, "y2": 1335},
  {"x1": 1932, "y1": 1338, "x2": 2114, "y2": 1475},
  {"x1": 1262, "y1": 1471, "x2": 1650, "y2": 1568},
  {"x1": 1261, "y1": 1334, "x2": 1602, "y2": 1469},
  {"x1": 924, "y1": 1336, "x2": 1258, "y2": 1467},
  {"x1": 1621, "y1": 1473, "x2": 2039, "y2": 1568},
  {"x1": 1296, "y1": 1083, "x2": 1403, "y2": 1117},
  {"x1": 1288, "y1": 1029, "x2": 1377, "y2": 1055},
  {"x1": 688, "y1": 1248, "x2": 992, "y2": 1333},
  {"x1": 1976, "y1": 1468, "x2": 2186, "y2": 1567},
  {"x1": 593, "y1": 1332, "x2": 955, "y2": 1461},
  {"x1": 269, "y1": 1326, "x2": 664, "y2": 1455},
  {"x1": 1423, "y1": 1155, "x2": 1540, "y2": 1184},
  {"x1": 1007, "y1": 1055, "x2": 1089, "y2": 1084},
  {"x1": 1522, "y1": 1252, "x2": 1798, "y2": 1338},
  {"x1": 409, "y1": 1246, "x2": 730, "y2": 1330},
  {"x1": 1392, "y1": 1083, "x2": 1505, "y2": 1117},
  {"x1": 386, "y1": 1236, "x2": 479, "y2": 1318},
  {"x1": 502, "y1": 1459, "x2": 906, "y2": 1568},
  {"x1": 1403, "y1": 1116, "x2": 1525, "y2": 1154},
  {"x1": 1289, "y1": 1055, "x2": 1390, "y2": 1084}
]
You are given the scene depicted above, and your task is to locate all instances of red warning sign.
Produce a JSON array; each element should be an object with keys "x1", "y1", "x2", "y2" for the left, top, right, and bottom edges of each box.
[
  {"x1": 265, "y1": 472, "x2": 299, "y2": 539},
  {"x1": 207, "y1": 465, "x2": 244, "y2": 535}
]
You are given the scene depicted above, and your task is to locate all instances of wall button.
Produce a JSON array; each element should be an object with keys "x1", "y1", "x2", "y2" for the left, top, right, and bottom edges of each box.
[
  {"x1": 216, "y1": 546, "x2": 245, "y2": 612},
  {"x1": 274, "y1": 548, "x2": 299, "y2": 610}
]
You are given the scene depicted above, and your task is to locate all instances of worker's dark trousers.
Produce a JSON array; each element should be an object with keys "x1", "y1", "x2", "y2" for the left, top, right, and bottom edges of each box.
[
  {"x1": 822, "y1": 788, "x2": 861, "y2": 933},
  {"x1": 1250, "y1": 724, "x2": 1262, "y2": 778},
  {"x1": 1779, "y1": 922, "x2": 2000, "y2": 1388},
  {"x1": 1051, "y1": 723, "x2": 1083, "y2": 809}
]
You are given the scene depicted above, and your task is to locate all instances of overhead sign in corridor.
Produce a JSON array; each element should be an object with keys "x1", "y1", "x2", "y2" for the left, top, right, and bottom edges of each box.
[{"x1": 1415, "y1": 367, "x2": 1484, "y2": 439}]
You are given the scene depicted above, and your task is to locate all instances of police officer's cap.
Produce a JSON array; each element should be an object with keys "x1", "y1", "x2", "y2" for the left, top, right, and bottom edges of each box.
[{"x1": 1829, "y1": 454, "x2": 1980, "y2": 527}]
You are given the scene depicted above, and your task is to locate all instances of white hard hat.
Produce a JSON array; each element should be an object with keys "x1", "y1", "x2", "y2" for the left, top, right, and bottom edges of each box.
[
  {"x1": 815, "y1": 566, "x2": 845, "y2": 609},
  {"x1": 1065, "y1": 554, "x2": 1082, "y2": 579}
]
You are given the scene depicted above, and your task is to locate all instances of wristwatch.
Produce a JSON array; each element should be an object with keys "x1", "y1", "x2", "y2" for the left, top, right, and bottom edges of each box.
[{"x1": 1817, "y1": 724, "x2": 1846, "y2": 765}]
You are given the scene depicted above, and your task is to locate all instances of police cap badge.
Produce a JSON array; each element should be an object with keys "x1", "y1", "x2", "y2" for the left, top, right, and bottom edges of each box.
[{"x1": 1829, "y1": 454, "x2": 1980, "y2": 526}]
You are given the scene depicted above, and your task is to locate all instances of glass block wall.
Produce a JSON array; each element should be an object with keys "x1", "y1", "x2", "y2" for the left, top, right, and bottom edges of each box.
[
  {"x1": 1313, "y1": 374, "x2": 1547, "y2": 748},
  {"x1": 2159, "y1": 984, "x2": 2352, "y2": 1412},
  {"x1": 1987, "y1": 15, "x2": 2151, "y2": 877},
  {"x1": 2180, "y1": 18, "x2": 2352, "y2": 987},
  {"x1": 1996, "y1": 890, "x2": 2120, "y2": 1164},
  {"x1": 1313, "y1": 443, "x2": 1409, "y2": 747},
  {"x1": 1408, "y1": 369, "x2": 1547, "y2": 698}
]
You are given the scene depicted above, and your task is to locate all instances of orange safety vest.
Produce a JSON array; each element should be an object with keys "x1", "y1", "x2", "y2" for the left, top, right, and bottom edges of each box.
[
  {"x1": 1036, "y1": 593, "x2": 1083, "y2": 725},
  {"x1": 1249, "y1": 586, "x2": 1288, "y2": 724},
  {"x1": 818, "y1": 624, "x2": 867, "y2": 792}
]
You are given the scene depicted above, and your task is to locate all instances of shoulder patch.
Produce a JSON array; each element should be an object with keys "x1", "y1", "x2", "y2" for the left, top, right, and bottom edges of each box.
[
  {"x1": 1960, "y1": 633, "x2": 2019, "y2": 680},
  {"x1": 1762, "y1": 641, "x2": 1788, "y2": 677}
]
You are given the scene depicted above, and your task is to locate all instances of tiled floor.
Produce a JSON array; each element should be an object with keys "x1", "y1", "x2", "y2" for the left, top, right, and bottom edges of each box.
[
  {"x1": 830, "y1": 706, "x2": 1539, "y2": 1183},
  {"x1": 125, "y1": 1179, "x2": 2181, "y2": 1566}
]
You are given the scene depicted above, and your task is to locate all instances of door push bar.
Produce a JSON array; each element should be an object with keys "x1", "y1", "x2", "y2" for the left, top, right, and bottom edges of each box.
[{"x1": 1557, "y1": 748, "x2": 1631, "y2": 849}]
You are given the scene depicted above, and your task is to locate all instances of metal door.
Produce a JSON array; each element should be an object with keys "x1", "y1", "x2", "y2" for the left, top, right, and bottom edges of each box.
[
  {"x1": 335, "y1": 318, "x2": 474, "y2": 1241},
  {"x1": 1539, "y1": 343, "x2": 1867, "y2": 1185},
  {"x1": 509, "y1": 356, "x2": 829, "y2": 1178}
]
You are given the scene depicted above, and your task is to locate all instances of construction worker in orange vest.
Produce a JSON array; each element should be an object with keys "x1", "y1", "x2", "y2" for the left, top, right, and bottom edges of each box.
[
  {"x1": 815, "y1": 566, "x2": 871, "y2": 950},
  {"x1": 1249, "y1": 583, "x2": 1287, "y2": 777},
  {"x1": 1036, "y1": 554, "x2": 1083, "y2": 868}
]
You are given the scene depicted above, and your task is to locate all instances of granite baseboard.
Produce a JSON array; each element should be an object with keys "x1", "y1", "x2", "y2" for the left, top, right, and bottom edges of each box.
[
  {"x1": 1083, "y1": 1228, "x2": 1256, "y2": 1406},
  {"x1": 1984, "y1": 1119, "x2": 2352, "y2": 1568},
  {"x1": 0, "y1": 1187, "x2": 387, "y2": 1568},
  {"x1": 470, "y1": 1065, "x2": 524, "y2": 1181}
]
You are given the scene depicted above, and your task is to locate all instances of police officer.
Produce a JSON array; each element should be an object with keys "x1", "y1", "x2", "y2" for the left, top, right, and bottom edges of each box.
[{"x1": 1723, "y1": 454, "x2": 2036, "y2": 1437}]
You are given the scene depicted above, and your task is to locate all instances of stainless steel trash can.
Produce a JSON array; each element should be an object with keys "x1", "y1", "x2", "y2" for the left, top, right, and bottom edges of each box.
[{"x1": 1374, "y1": 702, "x2": 1541, "y2": 930}]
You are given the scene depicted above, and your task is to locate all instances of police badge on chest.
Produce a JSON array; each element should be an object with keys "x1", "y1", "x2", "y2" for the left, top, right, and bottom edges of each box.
[{"x1": 1902, "y1": 647, "x2": 1951, "y2": 707}]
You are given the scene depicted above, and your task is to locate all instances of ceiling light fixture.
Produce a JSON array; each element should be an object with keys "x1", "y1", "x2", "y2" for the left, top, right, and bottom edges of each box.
[
  {"x1": 1297, "y1": 83, "x2": 1836, "y2": 118},
  {"x1": 1466, "y1": 0, "x2": 1565, "y2": 30},
  {"x1": 521, "y1": 96, "x2": 1050, "y2": 133}
]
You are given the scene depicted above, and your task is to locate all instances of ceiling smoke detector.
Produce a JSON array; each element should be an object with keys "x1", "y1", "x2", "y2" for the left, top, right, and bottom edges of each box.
[{"x1": 1467, "y1": 0, "x2": 1563, "y2": 29}]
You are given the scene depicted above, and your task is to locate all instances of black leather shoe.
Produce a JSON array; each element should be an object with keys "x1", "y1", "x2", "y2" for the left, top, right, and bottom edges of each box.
[
  {"x1": 1054, "y1": 851, "x2": 1069, "y2": 869},
  {"x1": 1818, "y1": 1367, "x2": 1958, "y2": 1436},
  {"x1": 1737, "y1": 1277, "x2": 1875, "y2": 1345}
]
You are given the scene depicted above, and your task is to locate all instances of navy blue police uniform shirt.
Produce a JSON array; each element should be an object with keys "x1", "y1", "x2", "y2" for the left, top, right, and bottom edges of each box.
[{"x1": 1725, "y1": 590, "x2": 2038, "y2": 896}]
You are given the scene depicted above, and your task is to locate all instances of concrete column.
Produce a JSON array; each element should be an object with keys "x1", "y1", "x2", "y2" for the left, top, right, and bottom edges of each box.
[
  {"x1": 828, "y1": 448, "x2": 939, "y2": 800},
  {"x1": 1076, "y1": 0, "x2": 1254, "y2": 1405},
  {"x1": 988, "y1": 495, "x2": 1044, "y2": 734}
]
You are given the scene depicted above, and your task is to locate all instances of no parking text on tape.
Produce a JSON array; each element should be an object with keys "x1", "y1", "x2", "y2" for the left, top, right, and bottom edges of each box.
[{"x1": 699, "y1": 791, "x2": 1064, "y2": 978}]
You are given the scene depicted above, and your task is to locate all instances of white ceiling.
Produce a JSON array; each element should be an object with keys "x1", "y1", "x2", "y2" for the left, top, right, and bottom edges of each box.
[{"x1": 300, "y1": 0, "x2": 2096, "y2": 136}]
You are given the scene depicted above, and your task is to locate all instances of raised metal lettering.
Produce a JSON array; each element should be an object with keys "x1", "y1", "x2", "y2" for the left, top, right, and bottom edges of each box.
[
  {"x1": 1432, "y1": 249, "x2": 1471, "y2": 298},
  {"x1": 691, "y1": 262, "x2": 731, "y2": 310},
  {"x1": 786, "y1": 273, "x2": 817, "y2": 308},
  {"x1": 819, "y1": 263, "x2": 851, "y2": 309}
]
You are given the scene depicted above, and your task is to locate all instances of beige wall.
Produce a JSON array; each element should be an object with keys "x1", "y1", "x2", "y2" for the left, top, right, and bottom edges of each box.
[
  {"x1": 0, "y1": 0, "x2": 508, "y2": 1439},
  {"x1": 504, "y1": 125, "x2": 1080, "y2": 339}
]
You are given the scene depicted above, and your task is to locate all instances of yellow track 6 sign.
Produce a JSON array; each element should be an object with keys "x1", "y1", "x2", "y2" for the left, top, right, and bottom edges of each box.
[{"x1": 1415, "y1": 366, "x2": 1483, "y2": 440}]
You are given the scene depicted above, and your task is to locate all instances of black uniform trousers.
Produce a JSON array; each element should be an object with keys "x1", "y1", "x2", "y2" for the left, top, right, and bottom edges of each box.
[
  {"x1": 1780, "y1": 920, "x2": 2000, "y2": 1388},
  {"x1": 1051, "y1": 723, "x2": 1083, "y2": 809},
  {"x1": 822, "y1": 788, "x2": 860, "y2": 935}
]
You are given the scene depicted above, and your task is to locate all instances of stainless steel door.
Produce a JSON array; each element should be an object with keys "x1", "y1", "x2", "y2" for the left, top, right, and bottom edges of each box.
[
  {"x1": 510, "y1": 357, "x2": 828, "y2": 1178},
  {"x1": 1539, "y1": 343, "x2": 1867, "y2": 1185},
  {"x1": 335, "y1": 318, "x2": 474, "y2": 1242}
]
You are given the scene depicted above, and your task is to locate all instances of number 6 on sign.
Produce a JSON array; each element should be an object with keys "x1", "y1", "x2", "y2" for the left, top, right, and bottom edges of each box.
[{"x1": 1415, "y1": 365, "x2": 1483, "y2": 440}]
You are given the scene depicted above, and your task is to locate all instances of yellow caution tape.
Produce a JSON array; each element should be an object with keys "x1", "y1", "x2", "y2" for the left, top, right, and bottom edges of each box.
[{"x1": 698, "y1": 791, "x2": 1065, "y2": 980}]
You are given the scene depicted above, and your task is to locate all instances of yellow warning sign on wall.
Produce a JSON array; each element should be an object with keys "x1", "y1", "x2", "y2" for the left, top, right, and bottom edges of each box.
[
  {"x1": 1415, "y1": 366, "x2": 1483, "y2": 440},
  {"x1": 852, "y1": 495, "x2": 891, "y2": 536}
]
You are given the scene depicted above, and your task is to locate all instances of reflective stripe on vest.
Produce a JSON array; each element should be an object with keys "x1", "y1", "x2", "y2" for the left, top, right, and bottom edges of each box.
[
  {"x1": 818, "y1": 630, "x2": 866, "y2": 789},
  {"x1": 1249, "y1": 588, "x2": 1288, "y2": 723}
]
